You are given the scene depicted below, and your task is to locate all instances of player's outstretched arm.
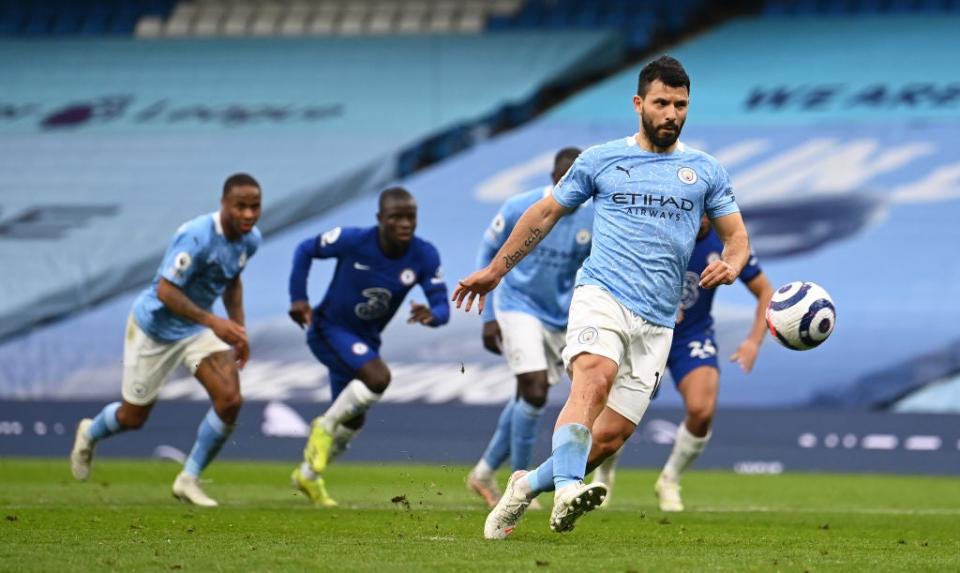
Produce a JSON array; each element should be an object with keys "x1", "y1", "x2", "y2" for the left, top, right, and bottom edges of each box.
[
  {"x1": 700, "y1": 212, "x2": 750, "y2": 288},
  {"x1": 730, "y1": 271, "x2": 774, "y2": 373},
  {"x1": 452, "y1": 195, "x2": 571, "y2": 313},
  {"x1": 157, "y1": 277, "x2": 248, "y2": 352}
]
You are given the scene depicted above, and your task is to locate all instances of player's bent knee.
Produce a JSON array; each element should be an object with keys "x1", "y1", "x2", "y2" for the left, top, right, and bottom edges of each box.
[
  {"x1": 687, "y1": 398, "x2": 716, "y2": 428},
  {"x1": 214, "y1": 391, "x2": 243, "y2": 424},
  {"x1": 517, "y1": 372, "x2": 549, "y2": 408},
  {"x1": 592, "y1": 426, "x2": 625, "y2": 455},
  {"x1": 361, "y1": 368, "x2": 391, "y2": 394},
  {"x1": 116, "y1": 405, "x2": 150, "y2": 430}
]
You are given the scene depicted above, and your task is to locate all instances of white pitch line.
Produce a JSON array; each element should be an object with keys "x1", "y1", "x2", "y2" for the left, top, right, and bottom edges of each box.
[{"x1": 693, "y1": 506, "x2": 960, "y2": 516}]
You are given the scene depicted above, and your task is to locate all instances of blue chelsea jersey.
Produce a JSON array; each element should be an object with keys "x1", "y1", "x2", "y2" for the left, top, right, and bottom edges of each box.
[
  {"x1": 133, "y1": 212, "x2": 261, "y2": 342},
  {"x1": 552, "y1": 136, "x2": 740, "y2": 327},
  {"x1": 676, "y1": 228, "x2": 762, "y2": 337},
  {"x1": 289, "y1": 226, "x2": 449, "y2": 345},
  {"x1": 480, "y1": 186, "x2": 594, "y2": 330}
]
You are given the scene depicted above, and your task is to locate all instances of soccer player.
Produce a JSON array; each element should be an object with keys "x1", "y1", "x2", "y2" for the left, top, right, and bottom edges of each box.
[
  {"x1": 453, "y1": 56, "x2": 751, "y2": 538},
  {"x1": 592, "y1": 214, "x2": 773, "y2": 511},
  {"x1": 466, "y1": 148, "x2": 593, "y2": 509},
  {"x1": 288, "y1": 187, "x2": 449, "y2": 507},
  {"x1": 70, "y1": 173, "x2": 262, "y2": 507}
]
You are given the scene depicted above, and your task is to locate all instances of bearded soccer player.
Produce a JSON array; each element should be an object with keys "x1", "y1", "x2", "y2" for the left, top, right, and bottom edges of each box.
[
  {"x1": 593, "y1": 214, "x2": 773, "y2": 511},
  {"x1": 288, "y1": 187, "x2": 449, "y2": 507},
  {"x1": 466, "y1": 148, "x2": 593, "y2": 509},
  {"x1": 453, "y1": 56, "x2": 751, "y2": 538},
  {"x1": 70, "y1": 173, "x2": 262, "y2": 507}
]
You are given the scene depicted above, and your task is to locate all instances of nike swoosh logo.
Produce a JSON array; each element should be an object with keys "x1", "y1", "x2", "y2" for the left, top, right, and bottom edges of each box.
[{"x1": 354, "y1": 262, "x2": 371, "y2": 271}]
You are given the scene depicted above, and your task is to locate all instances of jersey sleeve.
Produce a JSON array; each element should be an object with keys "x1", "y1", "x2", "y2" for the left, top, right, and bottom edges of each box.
[
  {"x1": 739, "y1": 247, "x2": 762, "y2": 284},
  {"x1": 160, "y1": 223, "x2": 208, "y2": 288},
  {"x1": 288, "y1": 226, "x2": 351, "y2": 303},
  {"x1": 552, "y1": 149, "x2": 597, "y2": 209},
  {"x1": 705, "y1": 162, "x2": 740, "y2": 219},
  {"x1": 418, "y1": 243, "x2": 450, "y2": 327}
]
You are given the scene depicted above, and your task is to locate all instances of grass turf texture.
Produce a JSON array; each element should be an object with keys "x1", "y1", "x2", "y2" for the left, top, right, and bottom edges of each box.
[{"x1": 1, "y1": 459, "x2": 958, "y2": 572}]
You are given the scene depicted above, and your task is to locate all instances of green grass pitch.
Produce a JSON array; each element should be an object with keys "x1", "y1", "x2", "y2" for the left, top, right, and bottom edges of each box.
[{"x1": 2, "y1": 459, "x2": 958, "y2": 572}]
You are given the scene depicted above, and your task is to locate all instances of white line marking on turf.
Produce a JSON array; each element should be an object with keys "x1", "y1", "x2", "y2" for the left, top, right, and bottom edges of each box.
[{"x1": 694, "y1": 506, "x2": 960, "y2": 516}]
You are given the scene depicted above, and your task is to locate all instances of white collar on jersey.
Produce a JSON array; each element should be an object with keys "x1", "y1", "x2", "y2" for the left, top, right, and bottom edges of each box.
[
  {"x1": 626, "y1": 134, "x2": 686, "y2": 152},
  {"x1": 211, "y1": 211, "x2": 224, "y2": 235}
]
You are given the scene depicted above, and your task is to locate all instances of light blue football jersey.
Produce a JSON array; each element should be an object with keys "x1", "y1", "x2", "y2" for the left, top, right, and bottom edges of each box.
[
  {"x1": 133, "y1": 212, "x2": 261, "y2": 342},
  {"x1": 553, "y1": 136, "x2": 739, "y2": 327},
  {"x1": 480, "y1": 186, "x2": 594, "y2": 330}
]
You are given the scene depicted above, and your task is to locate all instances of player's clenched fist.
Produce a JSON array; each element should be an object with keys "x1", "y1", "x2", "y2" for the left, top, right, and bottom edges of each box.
[
  {"x1": 698, "y1": 259, "x2": 738, "y2": 289},
  {"x1": 452, "y1": 267, "x2": 501, "y2": 314}
]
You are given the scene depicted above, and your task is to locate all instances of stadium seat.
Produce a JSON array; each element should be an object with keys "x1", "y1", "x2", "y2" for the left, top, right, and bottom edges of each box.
[
  {"x1": 79, "y1": 13, "x2": 110, "y2": 35},
  {"x1": 457, "y1": 9, "x2": 485, "y2": 33},
  {"x1": 135, "y1": 15, "x2": 164, "y2": 37},
  {"x1": 306, "y1": 13, "x2": 336, "y2": 35},
  {"x1": 278, "y1": 10, "x2": 309, "y2": 36}
]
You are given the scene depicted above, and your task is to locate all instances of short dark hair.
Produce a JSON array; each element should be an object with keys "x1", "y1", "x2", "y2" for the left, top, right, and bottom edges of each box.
[
  {"x1": 223, "y1": 173, "x2": 260, "y2": 198},
  {"x1": 378, "y1": 186, "x2": 414, "y2": 211},
  {"x1": 554, "y1": 147, "x2": 582, "y2": 167},
  {"x1": 637, "y1": 56, "x2": 690, "y2": 97}
]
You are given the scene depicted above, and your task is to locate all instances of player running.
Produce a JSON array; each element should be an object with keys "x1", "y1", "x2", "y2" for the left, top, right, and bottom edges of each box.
[
  {"x1": 453, "y1": 56, "x2": 752, "y2": 538},
  {"x1": 466, "y1": 148, "x2": 593, "y2": 509},
  {"x1": 288, "y1": 187, "x2": 449, "y2": 507},
  {"x1": 592, "y1": 214, "x2": 773, "y2": 511},
  {"x1": 70, "y1": 173, "x2": 262, "y2": 507}
]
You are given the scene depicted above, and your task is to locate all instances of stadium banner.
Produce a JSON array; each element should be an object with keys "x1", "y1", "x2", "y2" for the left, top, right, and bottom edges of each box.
[{"x1": 2, "y1": 401, "x2": 958, "y2": 475}]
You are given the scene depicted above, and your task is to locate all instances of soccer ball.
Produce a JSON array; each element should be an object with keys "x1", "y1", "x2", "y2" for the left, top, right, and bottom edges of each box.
[{"x1": 766, "y1": 281, "x2": 836, "y2": 351}]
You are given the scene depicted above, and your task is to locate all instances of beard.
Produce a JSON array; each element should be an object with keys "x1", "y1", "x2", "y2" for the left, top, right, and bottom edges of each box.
[{"x1": 641, "y1": 111, "x2": 683, "y2": 149}]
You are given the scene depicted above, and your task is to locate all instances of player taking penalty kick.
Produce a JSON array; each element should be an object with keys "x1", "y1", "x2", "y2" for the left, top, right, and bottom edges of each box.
[
  {"x1": 453, "y1": 56, "x2": 752, "y2": 539},
  {"x1": 70, "y1": 174, "x2": 262, "y2": 507}
]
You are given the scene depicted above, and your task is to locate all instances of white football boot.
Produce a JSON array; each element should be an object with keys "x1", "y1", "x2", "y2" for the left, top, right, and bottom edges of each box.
[
  {"x1": 172, "y1": 472, "x2": 218, "y2": 507},
  {"x1": 655, "y1": 474, "x2": 684, "y2": 512},
  {"x1": 467, "y1": 468, "x2": 502, "y2": 508},
  {"x1": 70, "y1": 418, "x2": 95, "y2": 481},
  {"x1": 550, "y1": 481, "x2": 607, "y2": 533},
  {"x1": 483, "y1": 471, "x2": 532, "y2": 540}
]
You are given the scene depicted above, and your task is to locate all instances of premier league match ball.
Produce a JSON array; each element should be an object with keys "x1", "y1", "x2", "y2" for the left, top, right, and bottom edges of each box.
[{"x1": 766, "y1": 281, "x2": 836, "y2": 351}]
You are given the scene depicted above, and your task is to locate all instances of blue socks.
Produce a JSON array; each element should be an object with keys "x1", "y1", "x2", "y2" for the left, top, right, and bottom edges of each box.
[
  {"x1": 526, "y1": 457, "x2": 556, "y2": 494},
  {"x1": 86, "y1": 402, "x2": 124, "y2": 442},
  {"x1": 510, "y1": 398, "x2": 544, "y2": 473},
  {"x1": 481, "y1": 399, "x2": 515, "y2": 470},
  {"x1": 184, "y1": 408, "x2": 233, "y2": 478},
  {"x1": 551, "y1": 423, "x2": 591, "y2": 490}
]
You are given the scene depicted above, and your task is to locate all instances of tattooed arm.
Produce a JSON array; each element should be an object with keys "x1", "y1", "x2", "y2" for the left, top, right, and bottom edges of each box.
[{"x1": 452, "y1": 194, "x2": 572, "y2": 313}]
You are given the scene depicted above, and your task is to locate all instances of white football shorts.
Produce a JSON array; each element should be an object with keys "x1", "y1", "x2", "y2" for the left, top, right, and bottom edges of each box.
[
  {"x1": 121, "y1": 314, "x2": 231, "y2": 405},
  {"x1": 495, "y1": 309, "x2": 566, "y2": 385},
  {"x1": 561, "y1": 285, "x2": 673, "y2": 425}
]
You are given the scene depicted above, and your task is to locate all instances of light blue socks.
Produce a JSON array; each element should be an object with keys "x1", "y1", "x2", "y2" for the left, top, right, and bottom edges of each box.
[
  {"x1": 184, "y1": 408, "x2": 233, "y2": 478},
  {"x1": 481, "y1": 398, "x2": 516, "y2": 470},
  {"x1": 509, "y1": 398, "x2": 545, "y2": 472},
  {"x1": 86, "y1": 402, "x2": 123, "y2": 442},
  {"x1": 551, "y1": 423, "x2": 591, "y2": 490}
]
